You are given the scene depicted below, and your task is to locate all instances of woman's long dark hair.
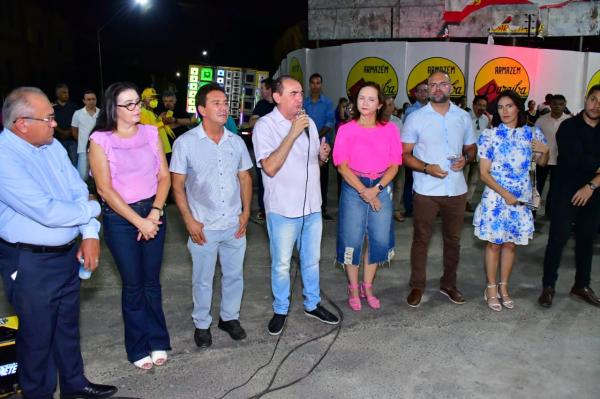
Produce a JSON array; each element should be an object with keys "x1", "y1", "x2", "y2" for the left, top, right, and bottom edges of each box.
[
  {"x1": 93, "y1": 82, "x2": 139, "y2": 133},
  {"x1": 491, "y1": 90, "x2": 527, "y2": 128},
  {"x1": 351, "y1": 81, "x2": 386, "y2": 125}
]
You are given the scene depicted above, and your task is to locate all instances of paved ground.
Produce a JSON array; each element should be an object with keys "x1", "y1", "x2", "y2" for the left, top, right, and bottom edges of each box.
[{"x1": 2, "y1": 176, "x2": 599, "y2": 399}]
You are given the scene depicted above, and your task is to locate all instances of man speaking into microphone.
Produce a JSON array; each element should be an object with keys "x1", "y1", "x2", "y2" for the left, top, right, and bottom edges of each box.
[{"x1": 253, "y1": 75, "x2": 339, "y2": 336}]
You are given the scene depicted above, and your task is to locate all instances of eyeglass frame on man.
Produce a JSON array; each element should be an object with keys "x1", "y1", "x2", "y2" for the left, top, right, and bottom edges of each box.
[
  {"x1": 116, "y1": 99, "x2": 143, "y2": 111},
  {"x1": 428, "y1": 82, "x2": 452, "y2": 90},
  {"x1": 13, "y1": 115, "x2": 56, "y2": 126}
]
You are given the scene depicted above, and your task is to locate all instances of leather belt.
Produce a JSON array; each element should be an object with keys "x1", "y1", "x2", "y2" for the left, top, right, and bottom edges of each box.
[{"x1": 0, "y1": 237, "x2": 77, "y2": 253}]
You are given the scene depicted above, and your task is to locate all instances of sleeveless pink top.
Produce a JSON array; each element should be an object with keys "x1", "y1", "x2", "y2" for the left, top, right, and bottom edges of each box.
[{"x1": 90, "y1": 124, "x2": 161, "y2": 204}]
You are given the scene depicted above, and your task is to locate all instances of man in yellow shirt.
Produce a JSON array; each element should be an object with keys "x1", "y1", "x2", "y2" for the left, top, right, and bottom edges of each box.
[{"x1": 140, "y1": 87, "x2": 175, "y2": 158}]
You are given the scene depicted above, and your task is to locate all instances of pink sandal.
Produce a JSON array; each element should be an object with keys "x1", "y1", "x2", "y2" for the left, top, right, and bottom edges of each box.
[
  {"x1": 360, "y1": 282, "x2": 381, "y2": 309},
  {"x1": 347, "y1": 283, "x2": 362, "y2": 311}
]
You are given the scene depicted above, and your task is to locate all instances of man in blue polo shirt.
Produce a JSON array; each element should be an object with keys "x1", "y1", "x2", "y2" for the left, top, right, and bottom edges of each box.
[
  {"x1": 304, "y1": 73, "x2": 335, "y2": 220},
  {"x1": 402, "y1": 71, "x2": 477, "y2": 308}
]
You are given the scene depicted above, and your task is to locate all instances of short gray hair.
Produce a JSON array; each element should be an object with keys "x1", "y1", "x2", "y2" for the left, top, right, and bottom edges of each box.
[{"x1": 2, "y1": 87, "x2": 46, "y2": 130}]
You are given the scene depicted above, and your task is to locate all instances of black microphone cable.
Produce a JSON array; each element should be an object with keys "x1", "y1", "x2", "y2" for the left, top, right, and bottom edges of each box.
[{"x1": 217, "y1": 123, "x2": 344, "y2": 399}]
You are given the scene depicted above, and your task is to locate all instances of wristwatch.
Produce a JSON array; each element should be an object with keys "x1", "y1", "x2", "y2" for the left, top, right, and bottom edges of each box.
[
  {"x1": 151, "y1": 206, "x2": 164, "y2": 216},
  {"x1": 423, "y1": 163, "x2": 429, "y2": 174},
  {"x1": 588, "y1": 182, "x2": 598, "y2": 191},
  {"x1": 377, "y1": 183, "x2": 385, "y2": 192}
]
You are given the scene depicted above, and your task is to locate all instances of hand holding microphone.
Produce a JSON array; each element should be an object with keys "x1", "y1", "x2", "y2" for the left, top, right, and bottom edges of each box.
[
  {"x1": 291, "y1": 108, "x2": 310, "y2": 139},
  {"x1": 301, "y1": 110, "x2": 310, "y2": 138}
]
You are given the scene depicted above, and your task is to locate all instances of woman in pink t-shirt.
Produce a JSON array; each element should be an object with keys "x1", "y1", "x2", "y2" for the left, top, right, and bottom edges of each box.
[
  {"x1": 89, "y1": 82, "x2": 171, "y2": 370},
  {"x1": 332, "y1": 82, "x2": 403, "y2": 311}
]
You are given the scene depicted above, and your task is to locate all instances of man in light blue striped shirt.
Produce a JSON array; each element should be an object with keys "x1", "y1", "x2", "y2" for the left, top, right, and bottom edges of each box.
[
  {"x1": 171, "y1": 83, "x2": 253, "y2": 348},
  {"x1": 0, "y1": 87, "x2": 116, "y2": 399}
]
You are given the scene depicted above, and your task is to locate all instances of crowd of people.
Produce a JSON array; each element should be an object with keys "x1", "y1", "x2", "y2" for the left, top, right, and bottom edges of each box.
[{"x1": 0, "y1": 72, "x2": 599, "y2": 398}]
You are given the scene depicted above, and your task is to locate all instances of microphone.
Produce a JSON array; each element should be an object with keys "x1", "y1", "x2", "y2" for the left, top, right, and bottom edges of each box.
[{"x1": 298, "y1": 108, "x2": 310, "y2": 138}]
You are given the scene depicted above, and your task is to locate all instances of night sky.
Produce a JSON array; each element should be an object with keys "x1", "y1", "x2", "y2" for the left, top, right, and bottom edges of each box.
[{"x1": 29, "y1": 0, "x2": 307, "y2": 98}]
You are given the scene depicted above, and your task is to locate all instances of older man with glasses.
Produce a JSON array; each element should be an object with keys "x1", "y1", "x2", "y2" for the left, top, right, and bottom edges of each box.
[{"x1": 0, "y1": 87, "x2": 117, "y2": 399}]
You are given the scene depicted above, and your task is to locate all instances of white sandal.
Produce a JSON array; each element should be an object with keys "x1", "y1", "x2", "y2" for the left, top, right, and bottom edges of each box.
[
  {"x1": 151, "y1": 350, "x2": 168, "y2": 366},
  {"x1": 133, "y1": 356, "x2": 153, "y2": 370},
  {"x1": 484, "y1": 284, "x2": 502, "y2": 312},
  {"x1": 498, "y1": 282, "x2": 515, "y2": 309}
]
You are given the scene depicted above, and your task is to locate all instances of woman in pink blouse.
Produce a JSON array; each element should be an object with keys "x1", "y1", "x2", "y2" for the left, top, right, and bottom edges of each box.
[
  {"x1": 89, "y1": 82, "x2": 171, "y2": 370},
  {"x1": 333, "y1": 82, "x2": 403, "y2": 311}
]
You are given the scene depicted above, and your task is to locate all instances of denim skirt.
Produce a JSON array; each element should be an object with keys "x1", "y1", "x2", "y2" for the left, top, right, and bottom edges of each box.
[{"x1": 336, "y1": 177, "x2": 395, "y2": 266}]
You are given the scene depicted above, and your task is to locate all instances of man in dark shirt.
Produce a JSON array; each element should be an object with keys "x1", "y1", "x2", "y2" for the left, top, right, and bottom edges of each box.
[
  {"x1": 251, "y1": 78, "x2": 276, "y2": 121},
  {"x1": 53, "y1": 83, "x2": 78, "y2": 165},
  {"x1": 538, "y1": 85, "x2": 600, "y2": 308},
  {"x1": 249, "y1": 78, "x2": 275, "y2": 222}
]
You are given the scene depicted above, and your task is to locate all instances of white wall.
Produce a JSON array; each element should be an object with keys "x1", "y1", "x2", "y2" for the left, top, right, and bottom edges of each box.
[
  {"x1": 281, "y1": 41, "x2": 595, "y2": 112},
  {"x1": 307, "y1": 46, "x2": 344, "y2": 103}
]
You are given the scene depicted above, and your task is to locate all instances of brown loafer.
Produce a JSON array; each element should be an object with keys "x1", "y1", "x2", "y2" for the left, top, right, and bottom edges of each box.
[
  {"x1": 570, "y1": 286, "x2": 600, "y2": 307},
  {"x1": 538, "y1": 287, "x2": 555, "y2": 308},
  {"x1": 407, "y1": 288, "x2": 423, "y2": 308},
  {"x1": 439, "y1": 286, "x2": 465, "y2": 304}
]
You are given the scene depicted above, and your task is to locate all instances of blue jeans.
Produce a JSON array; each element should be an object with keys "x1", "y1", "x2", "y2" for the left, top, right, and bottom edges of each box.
[
  {"x1": 337, "y1": 178, "x2": 395, "y2": 265},
  {"x1": 266, "y1": 212, "x2": 322, "y2": 314},
  {"x1": 76, "y1": 152, "x2": 88, "y2": 181},
  {"x1": 102, "y1": 197, "x2": 171, "y2": 363},
  {"x1": 187, "y1": 226, "x2": 246, "y2": 329}
]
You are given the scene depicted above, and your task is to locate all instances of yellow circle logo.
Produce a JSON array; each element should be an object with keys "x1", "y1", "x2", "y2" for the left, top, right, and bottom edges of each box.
[
  {"x1": 587, "y1": 70, "x2": 600, "y2": 94},
  {"x1": 346, "y1": 57, "x2": 399, "y2": 100},
  {"x1": 406, "y1": 57, "x2": 465, "y2": 101},
  {"x1": 289, "y1": 58, "x2": 304, "y2": 86},
  {"x1": 474, "y1": 57, "x2": 530, "y2": 104}
]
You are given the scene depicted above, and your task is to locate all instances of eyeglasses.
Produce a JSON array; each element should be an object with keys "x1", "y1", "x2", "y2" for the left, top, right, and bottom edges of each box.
[
  {"x1": 428, "y1": 82, "x2": 451, "y2": 90},
  {"x1": 117, "y1": 99, "x2": 142, "y2": 111},
  {"x1": 14, "y1": 115, "x2": 56, "y2": 126}
]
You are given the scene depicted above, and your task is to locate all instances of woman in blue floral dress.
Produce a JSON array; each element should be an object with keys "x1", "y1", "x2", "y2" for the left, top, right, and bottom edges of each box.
[{"x1": 473, "y1": 90, "x2": 549, "y2": 311}]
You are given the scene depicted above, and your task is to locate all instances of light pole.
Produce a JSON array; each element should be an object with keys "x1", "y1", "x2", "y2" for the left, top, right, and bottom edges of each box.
[{"x1": 97, "y1": 0, "x2": 149, "y2": 94}]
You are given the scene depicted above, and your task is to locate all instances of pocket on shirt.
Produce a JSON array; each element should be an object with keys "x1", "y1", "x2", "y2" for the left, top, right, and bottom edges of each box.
[{"x1": 221, "y1": 150, "x2": 238, "y2": 173}]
